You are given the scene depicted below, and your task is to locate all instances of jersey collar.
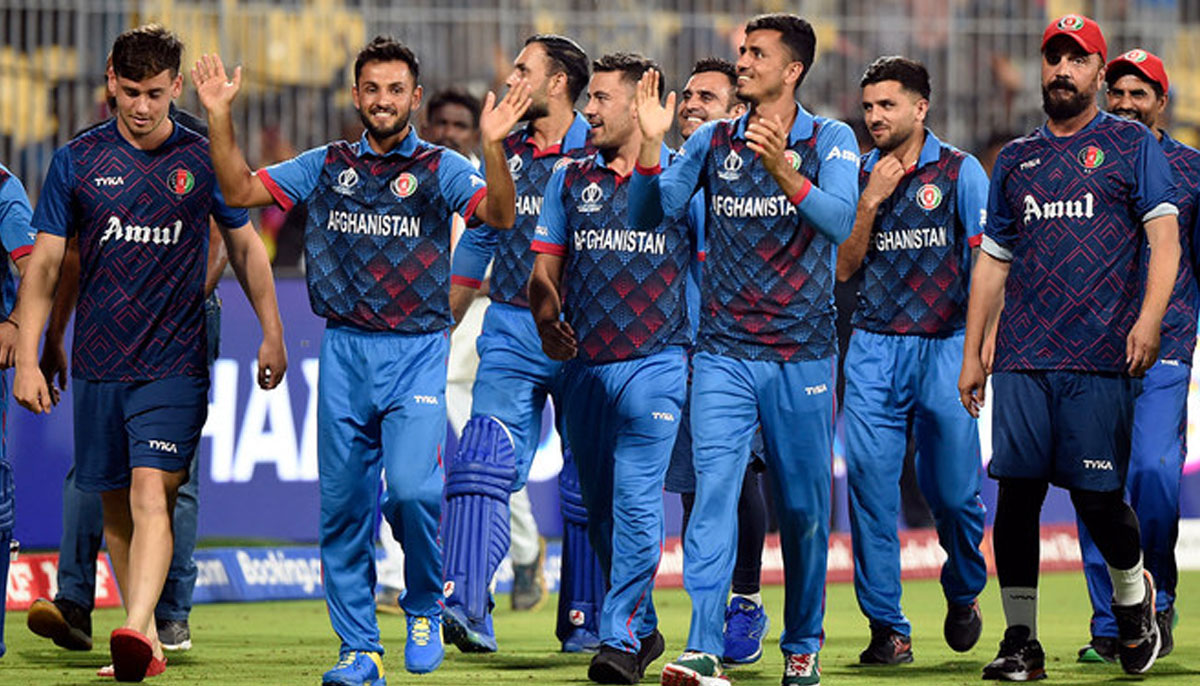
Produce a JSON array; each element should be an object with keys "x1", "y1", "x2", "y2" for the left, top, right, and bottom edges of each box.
[
  {"x1": 862, "y1": 128, "x2": 942, "y2": 173},
  {"x1": 522, "y1": 111, "x2": 592, "y2": 158},
  {"x1": 355, "y1": 126, "x2": 420, "y2": 159},
  {"x1": 590, "y1": 141, "x2": 673, "y2": 183},
  {"x1": 732, "y1": 102, "x2": 814, "y2": 145}
]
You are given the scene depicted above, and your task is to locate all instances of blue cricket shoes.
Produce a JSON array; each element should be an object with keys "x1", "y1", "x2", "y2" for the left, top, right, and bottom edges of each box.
[
  {"x1": 441, "y1": 603, "x2": 498, "y2": 653},
  {"x1": 723, "y1": 596, "x2": 770, "y2": 664},
  {"x1": 322, "y1": 651, "x2": 386, "y2": 686},
  {"x1": 405, "y1": 614, "x2": 444, "y2": 673},
  {"x1": 562, "y1": 627, "x2": 602, "y2": 653}
]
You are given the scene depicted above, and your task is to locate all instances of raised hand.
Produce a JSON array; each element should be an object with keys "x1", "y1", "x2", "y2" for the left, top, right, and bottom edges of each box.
[
  {"x1": 480, "y1": 79, "x2": 532, "y2": 145},
  {"x1": 191, "y1": 53, "x2": 243, "y2": 115},
  {"x1": 634, "y1": 69, "x2": 675, "y2": 142},
  {"x1": 745, "y1": 115, "x2": 790, "y2": 177}
]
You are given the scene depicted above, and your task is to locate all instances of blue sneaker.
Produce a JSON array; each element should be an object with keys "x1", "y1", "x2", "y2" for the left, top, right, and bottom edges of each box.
[
  {"x1": 723, "y1": 596, "x2": 770, "y2": 664},
  {"x1": 405, "y1": 614, "x2": 444, "y2": 674},
  {"x1": 441, "y1": 603, "x2": 498, "y2": 653},
  {"x1": 322, "y1": 651, "x2": 386, "y2": 686},
  {"x1": 562, "y1": 627, "x2": 601, "y2": 653}
]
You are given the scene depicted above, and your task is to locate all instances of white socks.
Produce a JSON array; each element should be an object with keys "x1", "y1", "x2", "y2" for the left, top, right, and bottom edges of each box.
[
  {"x1": 1110, "y1": 557, "x2": 1147, "y2": 606},
  {"x1": 1000, "y1": 587, "x2": 1038, "y2": 639}
]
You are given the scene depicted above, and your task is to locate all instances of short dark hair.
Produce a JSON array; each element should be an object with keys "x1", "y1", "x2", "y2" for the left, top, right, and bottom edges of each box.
[
  {"x1": 691, "y1": 57, "x2": 737, "y2": 89},
  {"x1": 426, "y1": 88, "x2": 482, "y2": 128},
  {"x1": 354, "y1": 36, "x2": 419, "y2": 85},
  {"x1": 1105, "y1": 62, "x2": 1165, "y2": 99},
  {"x1": 111, "y1": 24, "x2": 183, "y2": 81},
  {"x1": 592, "y1": 52, "x2": 660, "y2": 96},
  {"x1": 860, "y1": 56, "x2": 931, "y2": 101},
  {"x1": 526, "y1": 34, "x2": 590, "y2": 103},
  {"x1": 744, "y1": 13, "x2": 816, "y2": 87}
]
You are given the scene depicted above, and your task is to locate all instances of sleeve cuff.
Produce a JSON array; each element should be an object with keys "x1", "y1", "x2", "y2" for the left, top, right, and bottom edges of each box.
[
  {"x1": 980, "y1": 234, "x2": 1013, "y2": 262},
  {"x1": 461, "y1": 186, "x2": 488, "y2": 226},
  {"x1": 1144, "y1": 202, "x2": 1179, "y2": 223},
  {"x1": 451, "y1": 275, "x2": 483, "y2": 289},
  {"x1": 788, "y1": 178, "x2": 814, "y2": 206},
  {"x1": 531, "y1": 240, "x2": 567, "y2": 257},
  {"x1": 634, "y1": 162, "x2": 662, "y2": 176},
  {"x1": 968, "y1": 234, "x2": 983, "y2": 249},
  {"x1": 9, "y1": 244, "x2": 32, "y2": 260},
  {"x1": 255, "y1": 169, "x2": 295, "y2": 212}
]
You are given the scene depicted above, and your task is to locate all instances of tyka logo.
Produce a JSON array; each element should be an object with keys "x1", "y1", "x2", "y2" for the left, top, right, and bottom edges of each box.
[{"x1": 149, "y1": 439, "x2": 178, "y2": 454}]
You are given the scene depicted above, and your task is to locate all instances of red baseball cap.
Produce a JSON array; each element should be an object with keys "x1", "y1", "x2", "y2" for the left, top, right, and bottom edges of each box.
[
  {"x1": 1107, "y1": 48, "x2": 1169, "y2": 94},
  {"x1": 1042, "y1": 14, "x2": 1107, "y2": 62}
]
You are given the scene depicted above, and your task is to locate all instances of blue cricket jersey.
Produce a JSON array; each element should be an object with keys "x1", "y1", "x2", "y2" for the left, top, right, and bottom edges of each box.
[
  {"x1": 982, "y1": 111, "x2": 1178, "y2": 372},
  {"x1": 0, "y1": 165, "x2": 34, "y2": 318},
  {"x1": 853, "y1": 129, "x2": 988, "y2": 335},
  {"x1": 32, "y1": 120, "x2": 248, "y2": 381},
  {"x1": 259, "y1": 128, "x2": 487, "y2": 333},
  {"x1": 628, "y1": 104, "x2": 859, "y2": 362},
  {"x1": 451, "y1": 113, "x2": 593, "y2": 307},
  {"x1": 532, "y1": 146, "x2": 693, "y2": 362},
  {"x1": 1157, "y1": 131, "x2": 1200, "y2": 363}
]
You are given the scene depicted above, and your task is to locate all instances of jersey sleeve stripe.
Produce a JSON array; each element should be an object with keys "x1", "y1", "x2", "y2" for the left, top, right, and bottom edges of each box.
[
  {"x1": 9, "y1": 244, "x2": 32, "y2": 260},
  {"x1": 461, "y1": 186, "x2": 488, "y2": 225},
  {"x1": 256, "y1": 169, "x2": 294, "y2": 212},
  {"x1": 981, "y1": 234, "x2": 1013, "y2": 262},
  {"x1": 450, "y1": 274, "x2": 483, "y2": 288},
  {"x1": 531, "y1": 239, "x2": 566, "y2": 256},
  {"x1": 1143, "y1": 202, "x2": 1179, "y2": 222}
]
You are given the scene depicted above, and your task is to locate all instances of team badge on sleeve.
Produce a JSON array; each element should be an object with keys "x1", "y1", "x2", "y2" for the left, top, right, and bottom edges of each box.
[
  {"x1": 391, "y1": 172, "x2": 418, "y2": 198},
  {"x1": 167, "y1": 168, "x2": 195, "y2": 196},
  {"x1": 916, "y1": 184, "x2": 943, "y2": 211}
]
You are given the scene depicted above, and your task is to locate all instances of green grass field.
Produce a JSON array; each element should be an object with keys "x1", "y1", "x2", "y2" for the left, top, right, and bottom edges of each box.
[{"x1": 2, "y1": 571, "x2": 1197, "y2": 685}]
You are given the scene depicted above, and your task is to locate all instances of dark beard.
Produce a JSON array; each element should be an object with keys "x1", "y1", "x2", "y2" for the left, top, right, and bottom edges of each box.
[
  {"x1": 358, "y1": 108, "x2": 408, "y2": 140},
  {"x1": 1041, "y1": 84, "x2": 1092, "y2": 121},
  {"x1": 520, "y1": 101, "x2": 549, "y2": 122}
]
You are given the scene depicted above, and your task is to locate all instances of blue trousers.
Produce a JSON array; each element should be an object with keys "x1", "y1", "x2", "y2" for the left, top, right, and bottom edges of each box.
[
  {"x1": 843, "y1": 330, "x2": 987, "y2": 635},
  {"x1": 318, "y1": 324, "x2": 446, "y2": 655},
  {"x1": 470, "y1": 303, "x2": 563, "y2": 490},
  {"x1": 55, "y1": 291, "x2": 220, "y2": 618},
  {"x1": 560, "y1": 348, "x2": 687, "y2": 653},
  {"x1": 1078, "y1": 359, "x2": 1188, "y2": 638},
  {"x1": 686, "y1": 352, "x2": 836, "y2": 656}
]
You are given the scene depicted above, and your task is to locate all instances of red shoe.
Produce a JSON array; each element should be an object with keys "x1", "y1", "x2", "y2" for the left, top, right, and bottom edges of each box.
[
  {"x1": 110, "y1": 628, "x2": 153, "y2": 682},
  {"x1": 97, "y1": 655, "x2": 166, "y2": 679}
]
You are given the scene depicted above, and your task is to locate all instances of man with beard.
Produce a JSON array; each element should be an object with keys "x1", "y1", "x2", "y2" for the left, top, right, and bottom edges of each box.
[
  {"x1": 192, "y1": 36, "x2": 531, "y2": 685},
  {"x1": 421, "y1": 88, "x2": 481, "y2": 162},
  {"x1": 529, "y1": 51, "x2": 688, "y2": 685},
  {"x1": 1074, "y1": 47, "x2": 1200, "y2": 664},
  {"x1": 958, "y1": 15, "x2": 1179, "y2": 680},
  {"x1": 629, "y1": 13, "x2": 860, "y2": 686},
  {"x1": 835, "y1": 55, "x2": 988, "y2": 665},
  {"x1": 660, "y1": 58, "x2": 775, "y2": 668},
  {"x1": 446, "y1": 34, "x2": 609, "y2": 654}
]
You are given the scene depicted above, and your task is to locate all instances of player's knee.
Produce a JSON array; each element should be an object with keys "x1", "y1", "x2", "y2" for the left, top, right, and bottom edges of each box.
[{"x1": 445, "y1": 415, "x2": 517, "y2": 501}]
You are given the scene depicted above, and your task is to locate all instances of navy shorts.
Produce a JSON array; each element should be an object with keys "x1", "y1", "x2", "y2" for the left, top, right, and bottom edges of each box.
[
  {"x1": 72, "y1": 376, "x2": 210, "y2": 492},
  {"x1": 989, "y1": 370, "x2": 1140, "y2": 492}
]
